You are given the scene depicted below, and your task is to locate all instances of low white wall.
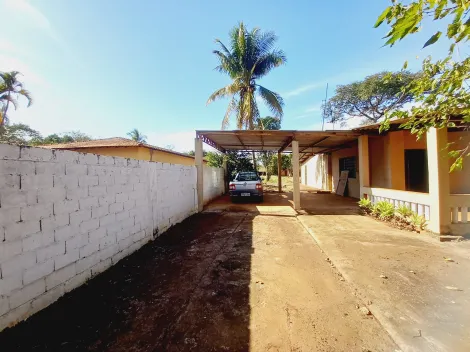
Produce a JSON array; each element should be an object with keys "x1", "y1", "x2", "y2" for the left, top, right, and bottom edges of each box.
[
  {"x1": 203, "y1": 165, "x2": 225, "y2": 204},
  {"x1": 301, "y1": 155, "x2": 329, "y2": 190},
  {"x1": 0, "y1": 144, "x2": 219, "y2": 331}
]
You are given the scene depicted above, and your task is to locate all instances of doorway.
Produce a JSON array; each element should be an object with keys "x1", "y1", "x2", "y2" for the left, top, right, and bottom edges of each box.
[{"x1": 405, "y1": 149, "x2": 428, "y2": 193}]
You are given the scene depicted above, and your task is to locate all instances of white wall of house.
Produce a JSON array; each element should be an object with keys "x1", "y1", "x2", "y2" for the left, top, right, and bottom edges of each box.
[
  {"x1": 448, "y1": 131, "x2": 470, "y2": 194},
  {"x1": 301, "y1": 154, "x2": 329, "y2": 190},
  {"x1": 203, "y1": 165, "x2": 225, "y2": 204},
  {"x1": 0, "y1": 144, "x2": 223, "y2": 331}
]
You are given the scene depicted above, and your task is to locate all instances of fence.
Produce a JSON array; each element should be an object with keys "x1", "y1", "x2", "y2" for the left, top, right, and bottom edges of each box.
[{"x1": 0, "y1": 144, "x2": 224, "y2": 331}]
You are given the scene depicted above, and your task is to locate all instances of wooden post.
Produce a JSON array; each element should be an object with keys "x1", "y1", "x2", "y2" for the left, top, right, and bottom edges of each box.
[
  {"x1": 222, "y1": 157, "x2": 228, "y2": 194},
  {"x1": 292, "y1": 140, "x2": 300, "y2": 210},
  {"x1": 278, "y1": 151, "x2": 282, "y2": 193},
  {"x1": 195, "y1": 138, "x2": 204, "y2": 212}
]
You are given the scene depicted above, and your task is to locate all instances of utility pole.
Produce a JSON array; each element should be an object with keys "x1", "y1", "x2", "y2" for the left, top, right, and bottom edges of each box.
[{"x1": 321, "y1": 83, "x2": 329, "y2": 131}]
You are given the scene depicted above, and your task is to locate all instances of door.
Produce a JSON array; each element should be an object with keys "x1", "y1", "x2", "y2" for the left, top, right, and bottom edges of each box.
[{"x1": 405, "y1": 150, "x2": 428, "y2": 193}]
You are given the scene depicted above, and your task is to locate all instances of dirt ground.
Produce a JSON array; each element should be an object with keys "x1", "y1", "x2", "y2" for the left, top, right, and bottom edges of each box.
[{"x1": 0, "y1": 192, "x2": 398, "y2": 352}]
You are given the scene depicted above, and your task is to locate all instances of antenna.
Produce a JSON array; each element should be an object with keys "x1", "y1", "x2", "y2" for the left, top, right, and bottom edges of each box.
[{"x1": 321, "y1": 83, "x2": 329, "y2": 131}]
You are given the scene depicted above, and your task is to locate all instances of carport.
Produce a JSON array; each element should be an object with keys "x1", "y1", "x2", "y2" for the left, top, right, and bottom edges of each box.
[{"x1": 194, "y1": 130, "x2": 360, "y2": 211}]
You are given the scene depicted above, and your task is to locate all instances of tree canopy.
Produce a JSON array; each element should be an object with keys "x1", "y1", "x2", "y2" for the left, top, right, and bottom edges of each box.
[
  {"x1": 325, "y1": 71, "x2": 418, "y2": 125},
  {"x1": 127, "y1": 129, "x2": 147, "y2": 143},
  {"x1": 207, "y1": 22, "x2": 286, "y2": 129},
  {"x1": 0, "y1": 71, "x2": 33, "y2": 125},
  {"x1": 375, "y1": 0, "x2": 470, "y2": 170}
]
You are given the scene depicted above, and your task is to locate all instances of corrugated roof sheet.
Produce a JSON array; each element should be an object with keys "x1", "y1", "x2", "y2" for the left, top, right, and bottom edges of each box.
[{"x1": 41, "y1": 137, "x2": 195, "y2": 159}]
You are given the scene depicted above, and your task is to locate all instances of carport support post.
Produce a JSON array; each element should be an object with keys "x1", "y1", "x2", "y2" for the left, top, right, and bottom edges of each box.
[
  {"x1": 277, "y1": 151, "x2": 282, "y2": 192},
  {"x1": 222, "y1": 157, "x2": 228, "y2": 193},
  {"x1": 195, "y1": 137, "x2": 204, "y2": 212},
  {"x1": 292, "y1": 140, "x2": 301, "y2": 210},
  {"x1": 358, "y1": 135, "x2": 370, "y2": 198}
]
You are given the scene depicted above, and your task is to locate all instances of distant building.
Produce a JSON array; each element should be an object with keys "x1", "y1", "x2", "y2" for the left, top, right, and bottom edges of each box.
[{"x1": 42, "y1": 137, "x2": 200, "y2": 166}]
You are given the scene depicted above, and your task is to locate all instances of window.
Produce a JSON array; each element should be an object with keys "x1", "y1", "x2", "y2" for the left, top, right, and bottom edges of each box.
[
  {"x1": 236, "y1": 172, "x2": 259, "y2": 181},
  {"x1": 339, "y1": 157, "x2": 356, "y2": 179}
]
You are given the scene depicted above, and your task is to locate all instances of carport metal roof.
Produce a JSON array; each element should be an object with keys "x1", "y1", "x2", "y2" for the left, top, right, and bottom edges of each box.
[{"x1": 196, "y1": 130, "x2": 360, "y2": 164}]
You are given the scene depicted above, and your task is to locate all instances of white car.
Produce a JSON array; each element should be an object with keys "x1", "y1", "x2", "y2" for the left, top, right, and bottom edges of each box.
[{"x1": 229, "y1": 172, "x2": 264, "y2": 202}]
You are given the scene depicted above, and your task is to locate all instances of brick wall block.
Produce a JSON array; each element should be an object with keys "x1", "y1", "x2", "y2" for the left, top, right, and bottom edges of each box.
[
  {"x1": 115, "y1": 210, "x2": 129, "y2": 222},
  {"x1": 46, "y1": 263, "x2": 76, "y2": 290},
  {"x1": 109, "y1": 202, "x2": 124, "y2": 214},
  {"x1": 21, "y1": 174, "x2": 53, "y2": 190},
  {"x1": 91, "y1": 205, "x2": 108, "y2": 219},
  {"x1": 21, "y1": 203, "x2": 53, "y2": 221},
  {"x1": 0, "y1": 296, "x2": 9, "y2": 316},
  {"x1": 99, "y1": 213, "x2": 115, "y2": 227},
  {"x1": 79, "y1": 196, "x2": 99, "y2": 210},
  {"x1": 37, "y1": 242, "x2": 65, "y2": 263},
  {"x1": 79, "y1": 241, "x2": 99, "y2": 259},
  {"x1": 116, "y1": 227, "x2": 131, "y2": 242},
  {"x1": 117, "y1": 236, "x2": 133, "y2": 252},
  {"x1": 8, "y1": 278, "x2": 45, "y2": 309},
  {"x1": 89, "y1": 185, "x2": 107, "y2": 197},
  {"x1": 52, "y1": 149, "x2": 79, "y2": 164},
  {"x1": 99, "y1": 174, "x2": 114, "y2": 186},
  {"x1": 0, "y1": 189, "x2": 37, "y2": 208},
  {"x1": 22, "y1": 231, "x2": 54, "y2": 252},
  {"x1": 20, "y1": 147, "x2": 53, "y2": 162},
  {"x1": 0, "y1": 273, "x2": 22, "y2": 296},
  {"x1": 0, "y1": 240, "x2": 22, "y2": 264},
  {"x1": 66, "y1": 187, "x2": 88, "y2": 200},
  {"x1": 70, "y1": 209, "x2": 92, "y2": 226},
  {"x1": 65, "y1": 233, "x2": 88, "y2": 251},
  {"x1": 132, "y1": 230, "x2": 146, "y2": 243},
  {"x1": 5, "y1": 220, "x2": 40, "y2": 242},
  {"x1": 78, "y1": 153, "x2": 98, "y2": 165},
  {"x1": 0, "y1": 144, "x2": 20, "y2": 160},
  {"x1": 23, "y1": 259, "x2": 54, "y2": 285},
  {"x1": 65, "y1": 163, "x2": 87, "y2": 176},
  {"x1": 0, "y1": 207, "x2": 21, "y2": 227},
  {"x1": 36, "y1": 162, "x2": 65, "y2": 176},
  {"x1": 0, "y1": 160, "x2": 35, "y2": 175},
  {"x1": 99, "y1": 243, "x2": 119, "y2": 262},
  {"x1": 41, "y1": 214, "x2": 70, "y2": 232},
  {"x1": 54, "y1": 225, "x2": 77, "y2": 242},
  {"x1": 38, "y1": 187, "x2": 66, "y2": 203},
  {"x1": 111, "y1": 248, "x2": 128, "y2": 265},
  {"x1": 115, "y1": 193, "x2": 129, "y2": 203},
  {"x1": 54, "y1": 199, "x2": 79, "y2": 216},
  {"x1": 76, "y1": 252, "x2": 99, "y2": 273},
  {"x1": 88, "y1": 227, "x2": 106, "y2": 243},
  {"x1": 0, "y1": 174, "x2": 20, "y2": 189},
  {"x1": 99, "y1": 234, "x2": 116, "y2": 250},
  {"x1": 54, "y1": 249, "x2": 79, "y2": 270},
  {"x1": 98, "y1": 194, "x2": 115, "y2": 207},
  {"x1": 123, "y1": 199, "x2": 136, "y2": 211},
  {"x1": 54, "y1": 174, "x2": 79, "y2": 190},
  {"x1": 78, "y1": 175, "x2": 98, "y2": 187},
  {"x1": 79, "y1": 218, "x2": 99, "y2": 234},
  {"x1": 98, "y1": 155, "x2": 115, "y2": 166}
]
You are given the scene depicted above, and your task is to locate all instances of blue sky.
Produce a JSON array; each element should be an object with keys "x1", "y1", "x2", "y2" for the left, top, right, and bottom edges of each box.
[{"x1": 0, "y1": 0, "x2": 449, "y2": 151}]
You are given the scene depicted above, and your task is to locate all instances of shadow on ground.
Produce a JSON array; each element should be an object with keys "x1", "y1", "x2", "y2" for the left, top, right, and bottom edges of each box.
[{"x1": 0, "y1": 212, "x2": 255, "y2": 352}]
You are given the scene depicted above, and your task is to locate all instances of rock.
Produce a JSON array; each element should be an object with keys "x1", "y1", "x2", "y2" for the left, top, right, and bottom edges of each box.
[
  {"x1": 379, "y1": 274, "x2": 388, "y2": 279},
  {"x1": 445, "y1": 286, "x2": 462, "y2": 291},
  {"x1": 367, "y1": 300, "x2": 373, "y2": 305},
  {"x1": 444, "y1": 257, "x2": 454, "y2": 262},
  {"x1": 359, "y1": 307, "x2": 372, "y2": 316},
  {"x1": 409, "y1": 270, "x2": 415, "y2": 274}
]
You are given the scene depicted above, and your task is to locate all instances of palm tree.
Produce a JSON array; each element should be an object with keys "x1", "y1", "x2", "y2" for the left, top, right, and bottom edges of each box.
[
  {"x1": 0, "y1": 71, "x2": 33, "y2": 126},
  {"x1": 207, "y1": 22, "x2": 286, "y2": 130},
  {"x1": 127, "y1": 128, "x2": 147, "y2": 143}
]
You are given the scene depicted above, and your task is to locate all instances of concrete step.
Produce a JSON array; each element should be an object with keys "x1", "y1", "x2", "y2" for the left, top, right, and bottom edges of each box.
[{"x1": 439, "y1": 235, "x2": 465, "y2": 242}]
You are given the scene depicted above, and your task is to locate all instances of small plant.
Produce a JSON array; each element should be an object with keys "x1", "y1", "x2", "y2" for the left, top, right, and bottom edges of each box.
[
  {"x1": 358, "y1": 198, "x2": 373, "y2": 213},
  {"x1": 375, "y1": 201, "x2": 395, "y2": 220},
  {"x1": 396, "y1": 204, "x2": 413, "y2": 218},
  {"x1": 409, "y1": 213, "x2": 427, "y2": 232}
]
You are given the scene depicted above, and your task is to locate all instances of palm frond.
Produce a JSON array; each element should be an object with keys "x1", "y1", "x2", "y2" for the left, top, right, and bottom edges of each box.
[
  {"x1": 252, "y1": 51, "x2": 287, "y2": 78},
  {"x1": 257, "y1": 85, "x2": 284, "y2": 118},
  {"x1": 0, "y1": 94, "x2": 19, "y2": 110},
  {"x1": 222, "y1": 96, "x2": 238, "y2": 130},
  {"x1": 18, "y1": 89, "x2": 33, "y2": 107},
  {"x1": 207, "y1": 82, "x2": 240, "y2": 105}
]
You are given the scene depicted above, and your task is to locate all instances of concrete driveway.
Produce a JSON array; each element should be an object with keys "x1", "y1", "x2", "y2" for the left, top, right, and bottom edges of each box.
[{"x1": 0, "y1": 191, "x2": 397, "y2": 352}]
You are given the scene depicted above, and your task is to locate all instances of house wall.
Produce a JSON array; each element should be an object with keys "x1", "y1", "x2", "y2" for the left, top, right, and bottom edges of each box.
[
  {"x1": 203, "y1": 165, "x2": 225, "y2": 204},
  {"x1": 448, "y1": 131, "x2": 470, "y2": 194},
  {"x1": 66, "y1": 146, "x2": 196, "y2": 166},
  {"x1": 332, "y1": 144, "x2": 360, "y2": 198},
  {"x1": 301, "y1": 154, "x2": 329, "y2": 190},
  {"x1": 0, "y1": 144, "x2": 224, "y2": 331}
]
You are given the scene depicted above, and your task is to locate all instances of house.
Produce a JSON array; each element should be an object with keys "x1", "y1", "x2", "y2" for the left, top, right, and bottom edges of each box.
[
  {"x1": 300, "y1": 121, "x2": 470, "y2": 237},
  {"x1": 42, "y1": 137, "x2": 200, "y2": 166}
]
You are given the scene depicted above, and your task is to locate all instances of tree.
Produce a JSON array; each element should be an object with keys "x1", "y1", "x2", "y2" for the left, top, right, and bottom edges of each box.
[
  {"x1": 375, "y1": 0, "x2": 470, "y2": 170},
  {"x1": 225, "y1": 151, "x2": 255, "y2": 180},
  {"x1": 0, "y1": 71, "x2": 33, "y2": 126},
  {"x1": 257, "y1": 116, "x2": 281, "y2": 180},
  {"x1": 127, "y1": 129, "x2": 147, "y2": 143},
  {"x1": 207, "y1": 22, "x2": 286, "y2": 129},
  {"x1": 0, "y1": 123, "x2": 41, "y2": 145},
  {"x1": 205, "y1": 151, "x2": 224, "y2": 168},
  {"x1": 325, "y1": 71, "x2": 418, "y2": 125},
  {"x1": 268, "y1": 153, "x2": 292, "y2": 176},
  {"x1": 30, "y1": 131, "x2": 92, "y2": 146}
]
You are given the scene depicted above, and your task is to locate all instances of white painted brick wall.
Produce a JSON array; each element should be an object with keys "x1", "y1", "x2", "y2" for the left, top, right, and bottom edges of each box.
[{"x1": 0, "y1": 144, "x2": 224, "y2": 332}]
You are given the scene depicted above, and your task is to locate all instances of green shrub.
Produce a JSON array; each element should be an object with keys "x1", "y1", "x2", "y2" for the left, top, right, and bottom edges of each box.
[
  {"x1": 409, "y1": 213, "x2": 427, "y2": 231},
  {"x1": 396, "y1": 204, "x2": 413, "y2": 218},
  {"x1": 375, "y1": 201, "x2": 395, "y2": 220},
  {"x1": 358, "y1": 198, "x2": 372, "y2": 211}
]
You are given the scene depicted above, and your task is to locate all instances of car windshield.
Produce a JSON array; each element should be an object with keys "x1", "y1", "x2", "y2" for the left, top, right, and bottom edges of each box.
[{"x1": 236, "y1": 172, "x2": 259, "y2": 181}]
